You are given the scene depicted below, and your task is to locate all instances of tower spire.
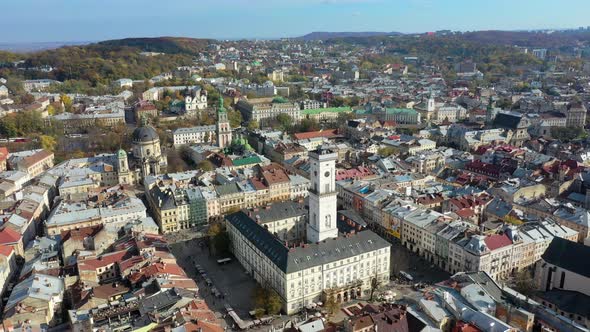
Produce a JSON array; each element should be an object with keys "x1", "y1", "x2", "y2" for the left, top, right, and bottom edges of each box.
[
  {"x1": 216, "y1": 92, "x2": 232, "y2": 148},
  {"x1": 218, "y1": 95, "x2": 226, "y2": 113}
]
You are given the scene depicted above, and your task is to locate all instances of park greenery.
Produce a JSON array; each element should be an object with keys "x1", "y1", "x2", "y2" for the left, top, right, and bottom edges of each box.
[
  {"x1": 207, "y1": 222, "x2": 231, "y2": 256},
  {"x1": 253, "y1": 285, "x2": 282, "y2": 316},
  {"x1": 550, "y1": 127, "x2": 588, "y2": 141}
]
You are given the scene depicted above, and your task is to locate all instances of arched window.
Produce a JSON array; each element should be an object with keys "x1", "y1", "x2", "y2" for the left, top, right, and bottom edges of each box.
[
  {"x1": 325, "y1": 214, "x2": 331, "y2": 227},
  {"x1": 313, "y1": 213, "x2": 317, "y2": 227}
]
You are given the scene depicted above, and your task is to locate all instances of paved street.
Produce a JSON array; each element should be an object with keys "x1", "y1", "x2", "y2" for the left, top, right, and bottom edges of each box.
[
  {"x1": 388, "y1": 240, "x2": 450, "y2": 284},
  {"x1": 167, "y1": 231, "x2": 449, "y2": 330},
  {"x1": 169, "y1": 237, "x2": 259, "y2": 329}
]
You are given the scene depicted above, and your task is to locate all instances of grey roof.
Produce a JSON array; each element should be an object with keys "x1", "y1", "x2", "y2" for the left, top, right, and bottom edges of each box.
[
  {"x1": 493, "y1": 112, "x2": 524, "y2": 129},
  {"x1": 138, "y1": 288, "x2": 194, "y2": 316},
  {"x1": 338, "y1": 209, "x2": 367, "y2": 227},
  {"x1": 542, "y1": 237, "x2": 590, "y2": 278},
  {"x1": 150, "y1": 186, "x2": 176, "y2": 210},
  {"x1": 132, "y1": 125, "x2": 159, "y2": 142},
  {"x1": 226, "y1": 211, "x2": 390, "y2": 274},
  {"x1": 6, "y1": 274, "x2": 64, "y2": 311},
  {"x1": 138, "y1": 289, "x2": 180, "y2": 315},
  {"x1": 243, "y1": 201, "x2": 306, "y2": 224},
  {"x1": 538, "y1": 289, "x2": 590, "y2": 319},
  {"x1": 172, "y1": 125, "x2": 216, "y2": 135},
  {"x1": 215, "y1": 182, "x2": 242, "y2": 196}
]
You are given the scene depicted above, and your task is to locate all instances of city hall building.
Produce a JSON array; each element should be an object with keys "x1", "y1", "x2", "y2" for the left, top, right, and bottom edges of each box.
[{"x1": 226, "y1": 147, "x2": 391, "y2": 314}]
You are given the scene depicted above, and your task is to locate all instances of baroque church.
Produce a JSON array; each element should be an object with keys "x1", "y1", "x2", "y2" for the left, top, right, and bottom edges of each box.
[{"x1": 114, "y1": 116, "x2": 168, "y2": 184}]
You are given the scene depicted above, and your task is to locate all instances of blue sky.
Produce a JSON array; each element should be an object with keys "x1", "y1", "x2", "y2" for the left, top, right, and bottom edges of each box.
[{"x1": 1, "y1": 0, "x2": 589, "y2": 43}]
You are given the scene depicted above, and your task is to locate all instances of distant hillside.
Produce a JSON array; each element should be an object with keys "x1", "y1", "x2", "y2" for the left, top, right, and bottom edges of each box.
[
  {"x1": 299, "y1": 31, "x2": 402, "y2": 40},
  {"x1": 0, "y1": 40, "x2": 200, "y2": 88},
  {"x1": 304, "y1": 29, "x2": 590, "y2": 49},
  {"x1": 98, "y1": 37, "x2": 213, "y2": 55},
  {"x1": 459, "y1": 30, "x2": 590, "y2": 48}
]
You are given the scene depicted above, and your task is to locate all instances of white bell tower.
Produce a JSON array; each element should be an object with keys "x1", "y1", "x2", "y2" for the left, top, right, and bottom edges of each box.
[
  {"x1": 427, "y1": 90, "x2": 435, "y2": 114},
  {"x1": 307, "y1": 147, "x2": 339, "y2": 243}
]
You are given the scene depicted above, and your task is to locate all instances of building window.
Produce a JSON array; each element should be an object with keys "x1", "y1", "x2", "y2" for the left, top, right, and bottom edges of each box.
[{"x1": 560, "y1": 271, "x2": 566, "y2": 288}]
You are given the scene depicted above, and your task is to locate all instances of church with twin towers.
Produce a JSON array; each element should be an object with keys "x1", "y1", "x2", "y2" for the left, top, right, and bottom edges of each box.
[{"x1": 226, "y1": 146, "x2": 391, "y2": 314}]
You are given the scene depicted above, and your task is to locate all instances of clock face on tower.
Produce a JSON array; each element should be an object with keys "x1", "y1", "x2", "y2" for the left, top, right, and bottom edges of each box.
[{"x1": 324, "y1": 171, "x2": 330, "y2": 177}]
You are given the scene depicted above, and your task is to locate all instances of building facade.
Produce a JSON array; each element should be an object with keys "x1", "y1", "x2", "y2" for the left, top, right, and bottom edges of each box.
[{"x1": 226, "y1": 147, "x2": 391, "y2": 314}]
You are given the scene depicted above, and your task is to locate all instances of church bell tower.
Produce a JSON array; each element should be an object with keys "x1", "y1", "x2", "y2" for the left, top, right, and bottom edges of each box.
[{"x1": 216, "y1": 95, "x2": 232, "y2": 148}]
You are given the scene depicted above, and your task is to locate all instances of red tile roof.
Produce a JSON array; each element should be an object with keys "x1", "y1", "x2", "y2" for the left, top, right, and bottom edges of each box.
[
  {"x1": 142, "y1": 261, "x2": 187, "y2": 278},
  {"x1": 61, "y1": 225, "x2": 103, "y2": 243},
  {"x1": 484, "y1": 234, "x2": 512, "y2": 251},
  {"x1": 335, "y1": 166, "x2": 375, "y2": 181},
  {"x1": 135, "y1": 100, "x2": 157, "y2": 111},
  {"x1": 249, "y1": 177, "x2": 268, "y2": 190},
  {"x1": 0, "y1": 244, "x2": 14, "y2": 257},
  {"x1": 260, "y1": 163, "x2": 290, "y2": 185},
  {"x1": 177, "y1": 300, "x2": 223, "y2": 332},
  {"x1": 92, "y1": 283, "x2": 130, "y2": 299},
  {"x1": 0, "y1": 226, "x2": 21, "y2": 244},
  {"x1": 0, "y1": 147, "x2": 8, "y2": 162},
  {"x1": 20, "y1": 149, "x2": 53, "y2": 168},
  {"x1": 449, "y1": 194, "x2": 491, "y2": 209},
  {"x1": 293, "y1": 129, "x2": 339, "y2": 140},
  {"x1": 381, "y1": 121, "x2": 397, "y2": 128},
  {"x1": 78, "y1": 249, "x2": 132, "y2": 271},
  {"x1": 456, "y1": 208, "x2": 476, "y2": 219},
  {"x1": 119, "y1": 256, "x2": 146, "y2": 274},
  {"x1": 416, "y1": 194, "x2": 444, "y2": 205}
]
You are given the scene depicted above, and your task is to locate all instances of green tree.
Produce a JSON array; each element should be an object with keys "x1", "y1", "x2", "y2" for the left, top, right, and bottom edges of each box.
[
  {"x1": 167, "y1": 148, "x2": 188, "y2": 173},
  {"x1": 298, "y1": 118, "x2": 320, "y2": 132},
  {"x1": 207, "y1": 222, "x2": 230, "y2": 255},
  {"x1": 60, "y1": 94, "x2": 73, "y2": 113},
  {"x1": 513, "y1": 269, "x2": 536, "y2": 298},
  {"x1": 39, "y1": 135, "x2": 57, "y2": 152},
  {"x1": 336, "y1": 112, "x2": 355, "y2": 127},
  {"x1": 0, "y1": 119, "x2": 17, "y2": 138},
  {"x1": 370, "y1": 277, "x2": 381, "y2": 301},
  {"x1": 71, "y1": 150, "x2": 86, "y2": 158},
  {"x1": 275, "y1": 113, "x2": 293, "y2": 131},
  {"x1": 252, "y1": 285, "x2": 282, "y2": 316},
  {"x1": 20, "y1": 94, "x2": 35, "y2": 104},
  {"x1": 246, "y1": 120, "x2": 259, "y2": 131},
  {"x1": 325, "y1": 294, "x2": 340, "y2": 316},
  {"x1": 265, "y1": 289, "x2": 282, "y2": 315},
  {"x1": 197, "y1": 160, "x2": 214, "y2": 171},
  {"x1": 253, "y1": 285, "x2": 267, "y2": 309},
  {"x1": 46, "y1": 105, "x2": 56, "y2": 116},
  {"x1": 377, "y1": 146, "x2": 396, "y2": 157},
  {"x1": 228, "y1": 109, "x2": 242, "y2": 128},
  {"x1": 331, "y1": 96, "x2": 345, "y2": 107},
  {"x1": 551, "y1": 127, "x2": 587, "y2": 141},
  {"x1": 178, "y1": 145, "x2": 192, "y2": 160}
]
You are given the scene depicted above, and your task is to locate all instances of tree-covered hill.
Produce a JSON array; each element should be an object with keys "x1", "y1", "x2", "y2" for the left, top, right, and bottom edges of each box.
[
  {"x1": 0, "y1": 37, "x2": 213, "y2": 86},
  {"x1": 98, "y1": 37, "x2": 213, "y2": 54}
]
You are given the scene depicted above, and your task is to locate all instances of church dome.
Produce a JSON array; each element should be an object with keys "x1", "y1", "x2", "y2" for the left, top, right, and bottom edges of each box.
[{"x1": 132, "y1": 125, "x2": 159, "y2": 143}]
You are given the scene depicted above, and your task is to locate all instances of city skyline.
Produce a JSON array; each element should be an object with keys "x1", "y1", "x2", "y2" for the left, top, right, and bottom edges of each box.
[{"x1": 1, "y1": 0, "x2": 589, "y2": 43}]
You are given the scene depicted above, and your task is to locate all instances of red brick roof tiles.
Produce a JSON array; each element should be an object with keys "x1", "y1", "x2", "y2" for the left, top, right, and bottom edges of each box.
[{"x1": 484, "y1": 234, "x2": 512, "y2": 251}]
